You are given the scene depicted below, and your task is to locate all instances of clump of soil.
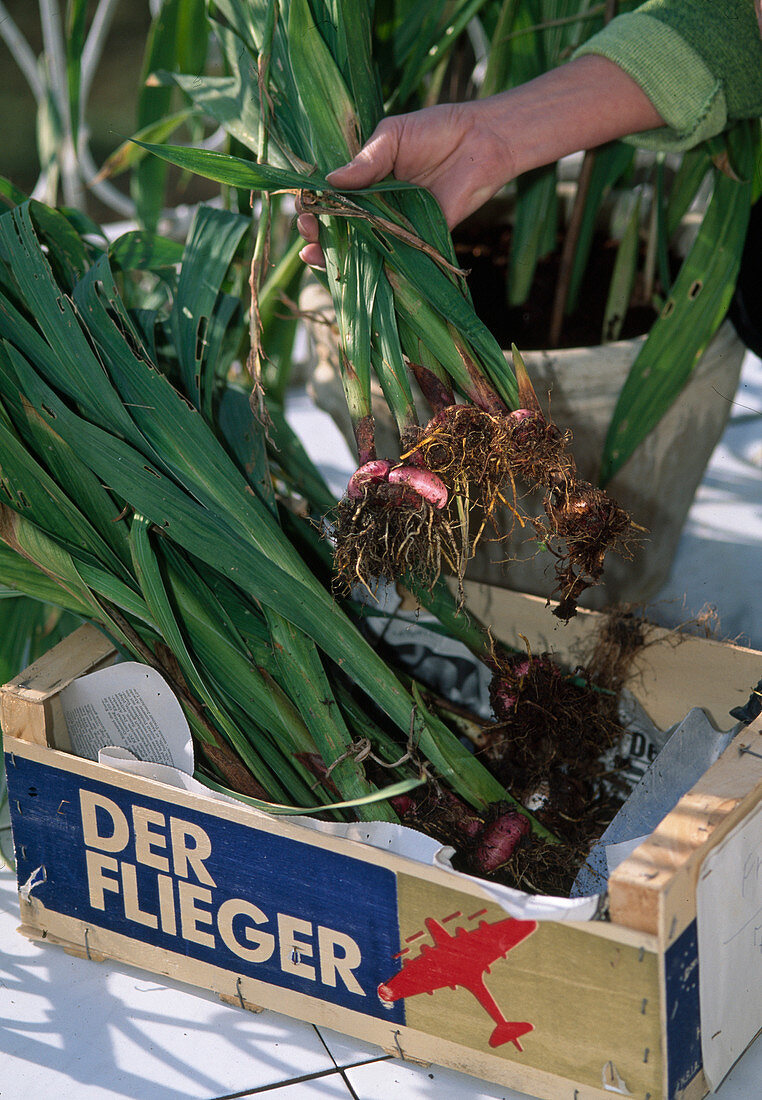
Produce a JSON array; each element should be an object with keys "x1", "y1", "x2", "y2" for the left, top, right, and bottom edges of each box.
[
  {"x1": 475, "y1": 652, "x2": 629, "y2": 894},
  {"x1": 382, "y1": 610, "x2": 650, "y2": 897},
  {"x1": 504, "y1": 410, "x2": 573, "y2": 487},
  {"x1": 390, "y1": 784, "x2": 486, "y2": 847}
]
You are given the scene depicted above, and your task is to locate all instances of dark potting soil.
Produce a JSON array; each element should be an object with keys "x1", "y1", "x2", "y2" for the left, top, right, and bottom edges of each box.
[
  {"x1": 453, "y1": 223, "x2": 659, "y2": 350},
  {"x1": 400, "y1": 667, "x2": 631, "y2": 898},
  {"x1": 369, "y1": 610, "x2": 651, "y2": 899}
]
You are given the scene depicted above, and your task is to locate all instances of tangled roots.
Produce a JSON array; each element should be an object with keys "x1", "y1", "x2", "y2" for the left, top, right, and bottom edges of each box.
[
  {"x1": 495, "y1": 410, "x2": 640, "y2": 618},
  {"x1": 333, "y1": 481, "x2": 461, "y2": 595},
  {"x1": 339, "y1": 406, "x2": 639, "y2": 614},
  {"x1": 480, "y1": 649, "x2": 630, "y2": 892},
  {"x1": 407, "y1": 405, "x2": 512, "y2": 490},
  {"x1": 402, "y1": 405, "x2": 524, "y2": 549},
  {"x1": 538, "y1": 479, "x2": 638, "y2": 619},
  {"x1": 504, "y1": 410, "x2": 574, "y2": 489}
]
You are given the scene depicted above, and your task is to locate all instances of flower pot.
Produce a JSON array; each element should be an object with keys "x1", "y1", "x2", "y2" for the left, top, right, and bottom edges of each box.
[
  {"x1": 466, "y1": 320, "x2": 745, "y2": 608},
  {"x1": 300, "y1": 281, "x2": 745, "y2": 608}
]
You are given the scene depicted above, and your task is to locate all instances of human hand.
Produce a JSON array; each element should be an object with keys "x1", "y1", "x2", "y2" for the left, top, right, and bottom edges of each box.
[
  {"x1": 297, "y1": 57, "x2": 664, "y2": 269},
  {"x1": 297, "y1": 100, "x2": 515, "y2": 268}
]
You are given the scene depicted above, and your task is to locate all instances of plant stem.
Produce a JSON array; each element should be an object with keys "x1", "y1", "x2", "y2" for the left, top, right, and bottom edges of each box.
[
  {"x1": 40, "y1": 0, "x2": 83, "y2": 209},
  {"x1": 548, "y1": 0, "x2": 618, "y2": 346},
  {"x1": 81, "y1": 0, "x2": 122, "y2": 107},
  {"x1": 0, "y1": 2, "x2": 44, "y2": 98},
  {"x1": 549, "y1": 149, "x2": 596, "y2": 347}
]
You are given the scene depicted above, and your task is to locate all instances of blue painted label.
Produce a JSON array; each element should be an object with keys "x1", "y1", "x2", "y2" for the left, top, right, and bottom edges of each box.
[
  {"x1": 665, "y1": 919, "x2": 701, "y2": 1098},
  {"x1": 6, "y1": 753, "x2": 404, "y2": 1023}
]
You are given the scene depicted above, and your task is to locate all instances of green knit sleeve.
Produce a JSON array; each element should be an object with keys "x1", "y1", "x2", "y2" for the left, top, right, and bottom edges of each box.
[{"x1": 572, "y1": 0, "x2": 762, "y2": 152}]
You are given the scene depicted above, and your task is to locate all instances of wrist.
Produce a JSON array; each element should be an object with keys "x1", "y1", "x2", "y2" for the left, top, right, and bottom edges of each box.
[{"x1": 477, "y1": 55, "x2": 664, "y2": 181}]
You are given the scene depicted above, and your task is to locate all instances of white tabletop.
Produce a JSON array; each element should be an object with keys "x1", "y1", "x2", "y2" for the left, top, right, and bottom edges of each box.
[{"x1": 2, "y1": 352, "x2": 761, "y2": 1100}]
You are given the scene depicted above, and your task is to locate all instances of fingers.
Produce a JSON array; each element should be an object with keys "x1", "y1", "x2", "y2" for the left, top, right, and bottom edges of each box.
[
  {"x1": 297, "y1": 118, "x2": 401, "y2": 271},
  {"x1": 298, "y1": 241, "x2": 326, "y2": 270},
  {"x1": 326, "y1": 119, "x2": 400, "y2": 189},
  {"x1": 296, "y1": 213, "x2": 319, "y2": 243},
  {"x1": 296, "y1": 212, "x2": 325, "y2": 269}
]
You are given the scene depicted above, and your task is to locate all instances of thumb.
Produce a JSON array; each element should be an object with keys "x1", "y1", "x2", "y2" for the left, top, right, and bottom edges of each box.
[{"x1": 326, "y1": 123, "x2": 399, "y2": 189}]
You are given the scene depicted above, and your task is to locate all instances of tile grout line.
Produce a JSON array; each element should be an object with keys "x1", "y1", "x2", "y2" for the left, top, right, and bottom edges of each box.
[
  {"x1": 210, "y1": 1051, "x2": 393, "y2": 1099},
  {"x1": 313, "y1": 1024, "x2": 366, "y2": 1100}
]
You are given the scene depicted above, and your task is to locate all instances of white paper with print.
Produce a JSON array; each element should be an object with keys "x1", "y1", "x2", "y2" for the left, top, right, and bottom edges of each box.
[{"x1": 61, "y1": 662, "x2": 194, "y2": 774}]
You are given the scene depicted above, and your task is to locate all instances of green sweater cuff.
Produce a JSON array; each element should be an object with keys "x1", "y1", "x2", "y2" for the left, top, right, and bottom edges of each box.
[{"x1": 573, "y1": 13, "x2": 728, "y2": 152}]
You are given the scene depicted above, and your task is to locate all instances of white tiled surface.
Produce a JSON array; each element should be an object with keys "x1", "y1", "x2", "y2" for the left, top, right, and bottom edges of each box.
[
  {"x1": 0, "y1": 872, "x2": 344, "y2": 1099},
  {"x1": 1, "y1": 353, "x2": 761, "y2": 1099},
  {"x1": 342, "y1": 1058, "x2": 535, "y2": 1100},
  {"x1": 317, "y1": 1025, "x2": 538, "y2": 1100}
]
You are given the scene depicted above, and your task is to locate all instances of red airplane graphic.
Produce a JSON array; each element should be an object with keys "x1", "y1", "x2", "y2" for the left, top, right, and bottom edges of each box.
[{"x1": 378, "y1": 914, "x2": 538, "y2": 1050}]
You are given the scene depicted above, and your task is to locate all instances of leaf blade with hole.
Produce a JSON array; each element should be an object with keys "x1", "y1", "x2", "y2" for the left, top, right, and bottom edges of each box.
[{"x1": 600, "y1": 128, "x2": 754, "y2": 485}]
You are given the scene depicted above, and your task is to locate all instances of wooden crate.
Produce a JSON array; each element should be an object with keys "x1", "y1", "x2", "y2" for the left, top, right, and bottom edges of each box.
[{"x1": 3, "y1": 588, "x2": 762, "y2": 1100}]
